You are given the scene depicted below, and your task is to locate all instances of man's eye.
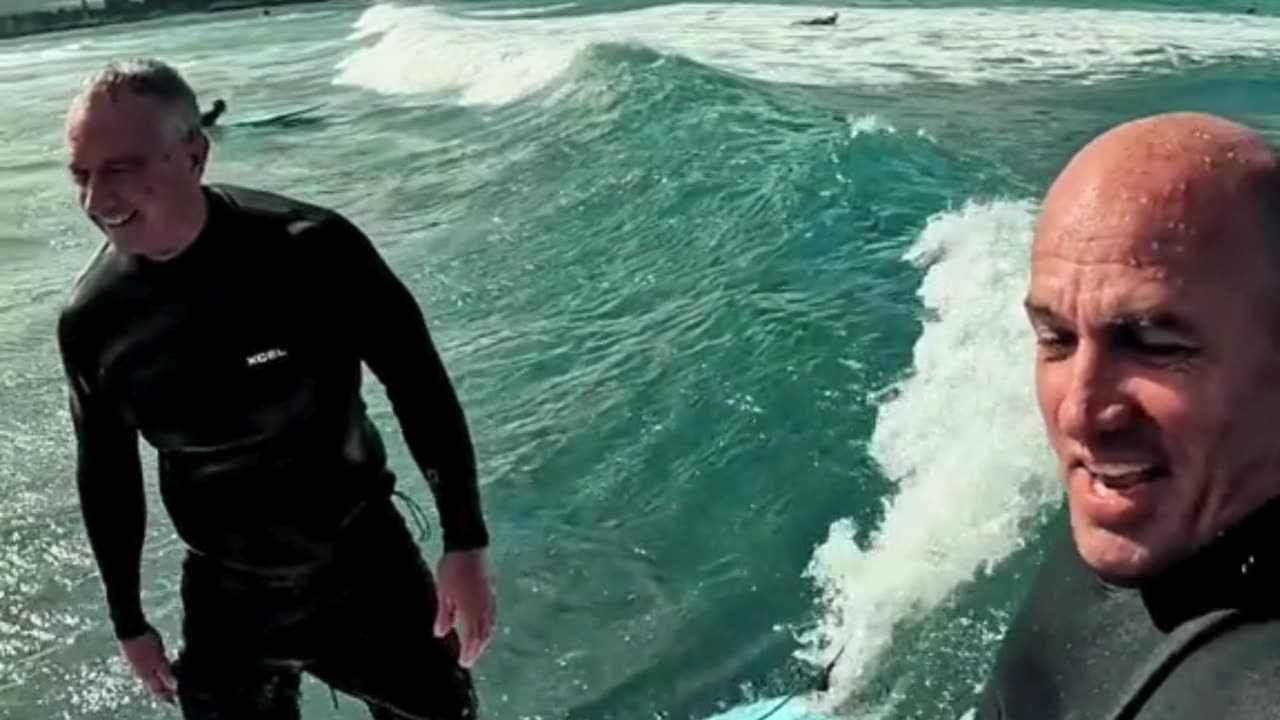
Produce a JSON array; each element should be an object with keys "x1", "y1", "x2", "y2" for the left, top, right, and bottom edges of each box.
[
  {"x1": 1035, "y1": 329, "x2": 1075, "y2": 356},
  {"x1": 1139, "y1": 341, "x2": 1194, "y2": 356},
  {"x1": 1115, "y1": 327, "x2": 1198, "y2": 361}
]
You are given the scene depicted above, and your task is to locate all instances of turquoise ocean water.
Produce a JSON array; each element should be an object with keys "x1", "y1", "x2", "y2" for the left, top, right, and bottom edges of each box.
[{"x1": 1, "y1": 1, "x2": 1278, "y2": 719}]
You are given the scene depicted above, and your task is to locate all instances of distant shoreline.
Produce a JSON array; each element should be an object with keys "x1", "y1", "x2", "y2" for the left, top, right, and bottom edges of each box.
[{"x1": 0, "y1": 0, "x2": 351, "y2": 42}]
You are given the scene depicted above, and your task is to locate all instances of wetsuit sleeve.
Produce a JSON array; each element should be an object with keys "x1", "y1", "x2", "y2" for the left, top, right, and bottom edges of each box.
[
  {"x1": 57, "y1": 313, "x2": 151, "y2": 641},
  {"x1": 324, "y1": 215, "x2": 489, "y2": 551}
]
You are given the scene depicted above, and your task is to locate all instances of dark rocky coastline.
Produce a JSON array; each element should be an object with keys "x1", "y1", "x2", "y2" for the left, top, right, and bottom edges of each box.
[{"x1": 0, "y1": 0, "x2": 347, "y2": 40}]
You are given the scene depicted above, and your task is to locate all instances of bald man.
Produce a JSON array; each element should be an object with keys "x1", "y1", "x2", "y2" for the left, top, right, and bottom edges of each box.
[{"x1": 973, "y1": 112, "x2": 1280, "y2": 719}]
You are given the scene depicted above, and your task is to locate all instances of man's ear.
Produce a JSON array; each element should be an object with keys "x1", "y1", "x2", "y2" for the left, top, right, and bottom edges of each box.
[{"x1": 188, "y1": 131, "x2": 210, "y2": 177}]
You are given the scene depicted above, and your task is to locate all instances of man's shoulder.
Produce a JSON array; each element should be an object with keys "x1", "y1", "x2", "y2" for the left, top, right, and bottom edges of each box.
[
  {"x1": 58, "y1": 240, "x2": 125, "y2": 339},
  {"x1": 1136, "y1": 614, "x2": 1280, "y2": 719},
  {"x1": 210, "y1": 183, "x2": 349, "y2": 237},
  {"x1": 1172, "y1": 613, "x2": 1280, "y2": 675}
]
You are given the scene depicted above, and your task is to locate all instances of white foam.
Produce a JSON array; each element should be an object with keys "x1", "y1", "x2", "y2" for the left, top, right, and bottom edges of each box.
[
  {"x1": 334, "y1": 3, "x2": 1280, "y2": 106},
  {"x1": 795, "y1": 199, "x2": 1062, "y2": 711},
  {"x1": 336, "y1": 2, "x2": 583, "y2": 105},
  {"x1": 0, "y1": 43, "x2": 87, "y2": 71},
  {"x1": 847, "y1": 115, "x2": 897, "y2": 139},
  {"x1": 463, "y1": 2, "x2": 580, "y2": 18}
]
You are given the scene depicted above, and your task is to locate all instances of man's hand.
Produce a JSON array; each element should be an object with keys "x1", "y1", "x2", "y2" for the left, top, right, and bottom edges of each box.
[
  {"x1": 433, "y1": 549, "x2": 496, "y2": 668},
  {"x1": 120, "y1": 629, "x2": 178, "y2": 704}
]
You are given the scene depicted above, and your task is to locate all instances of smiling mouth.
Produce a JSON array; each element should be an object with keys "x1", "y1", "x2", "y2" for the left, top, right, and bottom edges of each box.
[
  {"x1": 98, "y1": 210, "x2": 139, "y2": 229},
  {"x1": 1082, "y1": 461, "x2": 1169, "y2": 496}
]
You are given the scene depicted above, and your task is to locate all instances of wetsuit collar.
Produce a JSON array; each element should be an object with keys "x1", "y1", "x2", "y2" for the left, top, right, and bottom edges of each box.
[{"x1": 1140, "y1": 493, "x2": 1280, "y2": 629}]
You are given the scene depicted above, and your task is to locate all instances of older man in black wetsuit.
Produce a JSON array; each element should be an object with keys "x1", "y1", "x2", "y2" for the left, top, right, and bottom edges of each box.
[
  {"x1": 56, "y1": 58, "x2": 496, "y2": 719},
  {"x1": 974, "y1": 113, "x2": 1280, "y2": 719}
]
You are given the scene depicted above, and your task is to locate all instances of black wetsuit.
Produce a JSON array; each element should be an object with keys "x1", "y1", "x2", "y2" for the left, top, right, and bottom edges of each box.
[
  {"x1": 795, "y1": 13, "x2": 837, "y2": 26},
  {"x1": 200, "y1": 108, "x2": 223, "y2": 128},
  {"x1": 56, "y1": 184, "x2": 486, "y2": 720},
  {"x1": 974, "y1": 499, "x2": 1280, "y2": 720}
]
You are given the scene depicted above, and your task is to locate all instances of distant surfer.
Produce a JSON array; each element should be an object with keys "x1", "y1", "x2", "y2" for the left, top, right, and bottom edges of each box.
[
  {"x1": 794, "y1": 11, "x2": 838, "y2": 26},
  {"x1": 199, "y1": 98, "x2": 226, "y2": 128}
]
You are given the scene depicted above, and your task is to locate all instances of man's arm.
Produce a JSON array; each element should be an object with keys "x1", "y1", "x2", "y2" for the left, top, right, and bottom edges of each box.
[
  {"x1": 323, "y1": 215, "x2": 489, "y2": 551},
  {"x1": 57, "y1": 314, "x2": 150, "y2": 640}
]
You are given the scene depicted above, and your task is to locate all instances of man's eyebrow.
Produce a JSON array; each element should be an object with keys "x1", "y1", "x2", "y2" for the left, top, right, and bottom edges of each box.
[
  {"x1": 1024, "y1": 297, "x2": 1192, "y2": 330},
  {"x1": 67, "y1": 154, "x2": 147, "y2": 172},
  {"x1": 1022, "y1": 300, "x2": 1062, "y2": 323},
  {"x1": 1110, "y1": 312, "x2": 1199, "y2": 337},
  {"x1": 1022, "y1": 301, "x2": 1199, "y2": 336}
]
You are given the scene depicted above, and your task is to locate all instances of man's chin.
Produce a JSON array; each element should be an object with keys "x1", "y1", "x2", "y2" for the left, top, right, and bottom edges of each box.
[
  {"x1": 1089, "y1": 563, "x2": 1149, "y2": 588},
  {"x1": 1069, "y1": 517, "x2": 1165, "y2": 585},
  {"x1": 104, "y1": 230, "x2": 150, "y2": 256}
]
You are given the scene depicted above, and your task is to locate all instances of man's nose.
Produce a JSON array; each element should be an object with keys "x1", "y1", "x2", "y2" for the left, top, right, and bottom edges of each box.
[
  {"x1": 1057, "y1": 340, "x2": 1132, "y2": 440},
  {"x1": 81, "y1": 174, "x2": 114, "y2": 215}
]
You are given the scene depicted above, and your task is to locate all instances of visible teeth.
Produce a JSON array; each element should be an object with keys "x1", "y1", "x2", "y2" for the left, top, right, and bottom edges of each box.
[
  {"x1": 1086, "y1": 462, "x2": 1154, "y2": 477},
  {"x1": 1092, "y1": 476, "x2": 1120, "y2": 497},
  {"x1": 101, "y1": 212, "x2": 135, "y2": 227}
]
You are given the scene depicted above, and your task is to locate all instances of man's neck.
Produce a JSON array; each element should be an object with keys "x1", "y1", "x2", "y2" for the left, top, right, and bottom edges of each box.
[{"x1": 141, "y1": 188, "x2": 210, "y2": 262}]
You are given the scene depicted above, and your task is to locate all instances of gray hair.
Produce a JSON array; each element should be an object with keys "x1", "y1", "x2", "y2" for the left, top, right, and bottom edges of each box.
[{"x1": 72, "y1": 58, "x2": 203, "y2": 139}]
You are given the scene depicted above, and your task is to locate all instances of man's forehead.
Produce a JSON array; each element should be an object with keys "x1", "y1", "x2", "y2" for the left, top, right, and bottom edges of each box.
[
  {"x1": 67, "y1": 91, "x2": 175, "y2": 157},
  {"x1": 1024, "y1": 236, "x2": 1258, "y2": 336},
  {"x1": 1028, "y1": 253, "x2": 1179, "y2": 299},
  {"x1": 1031, "y1": 167, "x2": 1250, "y2": 269},
  {"x1": 1035, "y1": 178, "x2": 1271, "y2": 283},
  {"x1": 1032, "y1": 219, "x2": 1203, "y2": 284},
  {"x1": 69, "y1": 89, "x2": 171, "y2": 132}
]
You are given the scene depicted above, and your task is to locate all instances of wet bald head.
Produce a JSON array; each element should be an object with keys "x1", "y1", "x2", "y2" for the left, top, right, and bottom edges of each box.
[{"x1": 1035, "y1": 112, "x2": 1280, "y2": 301}]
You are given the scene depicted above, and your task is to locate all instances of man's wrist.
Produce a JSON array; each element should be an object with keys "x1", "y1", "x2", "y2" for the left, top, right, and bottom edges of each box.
[
  {"x1": 441, "y1": 518, "x2": 489, "y2": 553},
  {"x1": 112, "y1": 616, "x2": 154, "y2": 642},
  {"x1": 442, "y1": 532, "x2": 489, "y2": 554}
]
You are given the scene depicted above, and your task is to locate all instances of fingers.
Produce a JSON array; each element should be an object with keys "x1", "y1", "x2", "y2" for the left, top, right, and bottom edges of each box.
[
  {"x1": 458, "y1": 606, "x2": 494, "y2": 669},
  {"x1": 458, "y1": 591, "x2": 496, "y2": 668},
  {"x1": 433, "y1": 581, "x2": 455, "y2": 638},
  {"x1": 121, "y1": 630, "x2": 178, "y2": 705},
  {"x1": 155, "y1": 661, "x2": 179, "y2": 704},
  {"x1": 137, "y1": 660, "x2": 177, "y2": 704},
  {"x1": 459, "y1": 618, "x2": 478, "y2": 668}
]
